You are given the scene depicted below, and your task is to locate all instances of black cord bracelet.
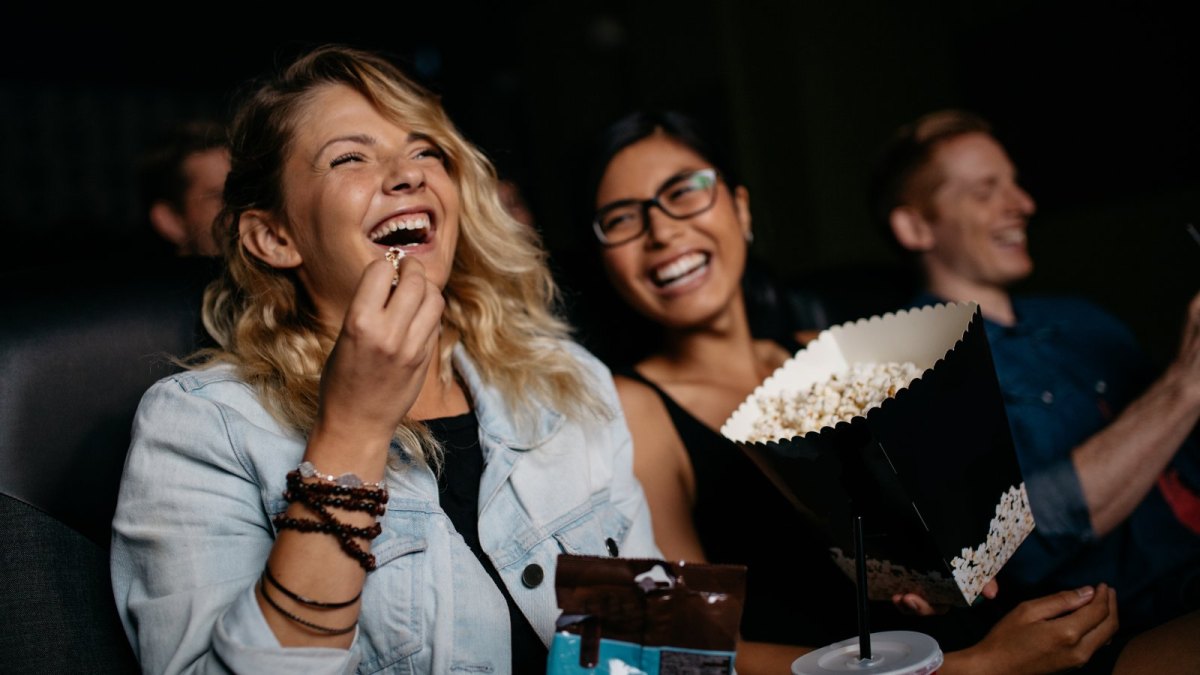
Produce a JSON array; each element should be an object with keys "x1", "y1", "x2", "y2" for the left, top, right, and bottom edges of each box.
[
  {"x1": 262, "y1": 566, "x2": 362, "y2": 609},
  {"x1": 258, "y1": 579, "x2": 357, "y2": 635}
]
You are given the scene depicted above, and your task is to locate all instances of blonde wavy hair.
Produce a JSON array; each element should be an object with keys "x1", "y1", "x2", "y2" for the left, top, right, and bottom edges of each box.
[{"x1": 198, "y1": 45, "x2": 608, "y2": 463}]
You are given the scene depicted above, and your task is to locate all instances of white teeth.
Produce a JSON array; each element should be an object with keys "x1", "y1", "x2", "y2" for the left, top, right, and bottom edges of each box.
[
  {"x1": 653, "y1": 252, "x2": 708, "y2": 285},
  {"x1": 369, "y1": 214, "x2": 431, "y2": 242},
  {"x1": 994, "y1": 229, "x2": 1026, "y2": 245}
]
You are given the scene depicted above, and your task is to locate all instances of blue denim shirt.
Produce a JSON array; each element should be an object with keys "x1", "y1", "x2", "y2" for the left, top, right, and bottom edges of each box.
[
  {"x1": 913, "y1": 294, "x2": 1200, "y2": 626},
  {"x1": 111, "y1": 342, "x2": 659, "y2": 674}
]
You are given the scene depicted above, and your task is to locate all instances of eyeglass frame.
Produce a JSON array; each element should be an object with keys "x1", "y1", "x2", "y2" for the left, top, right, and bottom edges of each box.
[{"x1": 591, "y1": 168, "x2": 722, "y2": 247}]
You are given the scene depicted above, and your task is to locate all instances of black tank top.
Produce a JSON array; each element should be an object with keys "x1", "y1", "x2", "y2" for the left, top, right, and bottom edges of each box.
[
  {"x1": 427, "y1": 411, "x2": 547, "y2": 673},
  {"x1": 617, "y1": 366, "x2": 859, "y2": 646}
]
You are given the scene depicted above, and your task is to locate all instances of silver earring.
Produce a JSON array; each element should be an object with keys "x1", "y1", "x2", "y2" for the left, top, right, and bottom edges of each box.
[{"x1": 744, "y1": 230, "x2": 754, "y2": 244}]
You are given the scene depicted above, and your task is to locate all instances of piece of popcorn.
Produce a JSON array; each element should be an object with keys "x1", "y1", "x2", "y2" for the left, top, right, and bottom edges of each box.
[{"x1": 385, "y1": 246, "x2": 406, "y2": 286}]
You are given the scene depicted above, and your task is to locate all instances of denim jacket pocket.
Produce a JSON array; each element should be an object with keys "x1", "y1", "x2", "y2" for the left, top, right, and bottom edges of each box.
[
  {"x1": 356, "y1": 499, "x2": 431, "y2": 674},
  {"x1": 550, "y1": 490, "x2": 631, "y2": 556}
]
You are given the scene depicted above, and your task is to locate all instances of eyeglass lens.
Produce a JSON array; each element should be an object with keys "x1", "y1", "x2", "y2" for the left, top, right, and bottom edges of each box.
[{"x1": 596, "y1": 169, "x2": 717, "y2": 244}]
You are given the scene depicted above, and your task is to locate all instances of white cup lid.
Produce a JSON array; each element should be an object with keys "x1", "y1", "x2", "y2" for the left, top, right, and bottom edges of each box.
[{"x1": 792, "y1": 631, "x2": 943, "y2": 675}]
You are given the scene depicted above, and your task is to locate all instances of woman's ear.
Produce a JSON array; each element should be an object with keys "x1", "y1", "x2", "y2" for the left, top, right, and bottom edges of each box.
[
  {"x1": 733, "y1": 185, "x2": 753, "y2": 240},
  {"x1": 889, "y1": 206, "x2": 936, "y2": 253},
  {"x1": 239, "y1": 210, "x2": 303, "y2": 269}
]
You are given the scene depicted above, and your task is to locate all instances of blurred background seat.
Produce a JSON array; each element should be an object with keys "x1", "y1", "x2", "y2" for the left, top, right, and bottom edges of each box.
[
  {"x1": 0, "y1": 258, "x2": 213, "y2": 674},
  {"x1": 743, "y1": 258, "x2": 922, "y2": 344}
]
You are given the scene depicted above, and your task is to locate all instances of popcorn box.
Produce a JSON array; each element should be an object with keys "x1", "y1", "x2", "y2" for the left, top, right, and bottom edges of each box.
[{"x1": 721, "y1": 302, "x2": 1034, "y2": 606}]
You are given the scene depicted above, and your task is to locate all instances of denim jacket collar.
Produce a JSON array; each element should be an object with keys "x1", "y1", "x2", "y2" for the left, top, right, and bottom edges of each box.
[{"x1": 452, "y1": 343, "x2": 565, "y2": 452}]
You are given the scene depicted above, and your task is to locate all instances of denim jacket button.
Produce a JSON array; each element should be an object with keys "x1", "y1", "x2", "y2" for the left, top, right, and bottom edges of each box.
[
  {"x1": 521, "y1": 563, "x2": 544, "y2": 588},
  {"x1": 605, "y1": 537, "x2": 619, "y2": 557}
]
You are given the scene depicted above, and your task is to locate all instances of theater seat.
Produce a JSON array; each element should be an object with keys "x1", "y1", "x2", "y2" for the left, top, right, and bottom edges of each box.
[{"x1": 0, "y1": 260, "x2": 212, "y2": 673}]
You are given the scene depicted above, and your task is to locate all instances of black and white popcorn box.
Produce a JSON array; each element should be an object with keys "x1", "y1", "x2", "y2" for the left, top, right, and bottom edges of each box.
[{"x1": 721, "y1": 302, "x2": 1034, "y2": 606}]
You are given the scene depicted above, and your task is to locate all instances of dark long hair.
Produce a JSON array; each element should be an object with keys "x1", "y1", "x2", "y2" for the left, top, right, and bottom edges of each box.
[{"x1": 585, "y1": 110, "x2": 742, "y2": 212}]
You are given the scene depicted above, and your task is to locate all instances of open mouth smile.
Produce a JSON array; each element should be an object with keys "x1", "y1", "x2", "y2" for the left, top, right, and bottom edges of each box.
[
  {"x1": 368, "y1": 212, "x2": 433, "y2": 248},
  {"x1": 650, "y1": 251, "x2": 710, "y2": 289},
  {"x1": 992, "y1": 228, "x2": 1026, "y2": 247}
]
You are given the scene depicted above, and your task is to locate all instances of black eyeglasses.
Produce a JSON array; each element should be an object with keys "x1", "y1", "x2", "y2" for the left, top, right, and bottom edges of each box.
[{"x1": 592, "y1": 168, "x2": 720, "y2": 246}]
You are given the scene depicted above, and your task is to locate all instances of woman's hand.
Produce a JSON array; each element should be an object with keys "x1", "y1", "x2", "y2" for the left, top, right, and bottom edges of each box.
[
  {"x1": 310, "y1": 256, "x2": 445, "y2": 460},
  {"x1": 945, "y1": 584, "x2": 1118, "y2": 674}
]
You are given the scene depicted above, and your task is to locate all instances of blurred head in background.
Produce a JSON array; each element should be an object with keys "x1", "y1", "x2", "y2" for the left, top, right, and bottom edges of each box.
[
  {"x1": 872, "y1": 110, "x2": 1037, "y2": 305},
  {"x1": 140, "y1": 120, "x2": 230, "y2": 257}
]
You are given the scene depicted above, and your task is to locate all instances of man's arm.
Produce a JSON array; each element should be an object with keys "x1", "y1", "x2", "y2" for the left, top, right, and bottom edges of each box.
[{"x1": 1073, "y1": 292, "x2": 1200, "y2": 536}]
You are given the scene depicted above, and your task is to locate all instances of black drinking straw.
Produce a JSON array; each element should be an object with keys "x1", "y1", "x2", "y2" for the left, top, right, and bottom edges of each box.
[{"x1": 854, "y1": 515, "x2": 871, "y2": 661}]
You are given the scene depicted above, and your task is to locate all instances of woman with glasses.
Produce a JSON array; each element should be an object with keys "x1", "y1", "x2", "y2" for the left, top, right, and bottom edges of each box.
[
  {"x1": 588, "y1": 111, "x2": 1119, "y2": 674},
  {"x1": 109, "y1": 47, "x2": 658, "y2": 675}
]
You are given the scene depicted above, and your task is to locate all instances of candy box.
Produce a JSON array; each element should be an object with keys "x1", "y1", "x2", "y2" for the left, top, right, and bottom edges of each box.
[{"x1": 547, "y1": 555, "x2": 746, "y2": 674}]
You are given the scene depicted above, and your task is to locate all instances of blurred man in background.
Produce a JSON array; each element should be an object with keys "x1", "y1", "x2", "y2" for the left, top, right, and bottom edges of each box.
[
  {"x1": 873, "y1": 109, "x2": 1200, "y2": 633},
  {"x1": 139, "y1": 120, "x2": 229, "y2": 257}
]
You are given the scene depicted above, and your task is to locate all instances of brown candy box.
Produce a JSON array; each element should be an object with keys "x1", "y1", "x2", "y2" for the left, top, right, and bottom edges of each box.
[{"x1": 548, "y1": 554, "x2": 746, "y2": 673}]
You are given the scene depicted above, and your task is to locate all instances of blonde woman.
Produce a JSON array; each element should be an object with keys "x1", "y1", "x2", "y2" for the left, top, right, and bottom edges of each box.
[{"x1": 111, "y1": 46, "x2": 657, "y2": 674}]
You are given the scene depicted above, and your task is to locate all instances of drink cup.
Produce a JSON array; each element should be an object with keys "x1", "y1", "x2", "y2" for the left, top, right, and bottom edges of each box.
[{"x1": 792, "y1": 630, "x2": 942, "y2": 675}]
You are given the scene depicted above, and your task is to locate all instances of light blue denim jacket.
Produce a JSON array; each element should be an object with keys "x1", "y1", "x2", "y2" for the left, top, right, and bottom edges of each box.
[{"x1": 111, "y1": 342, "x2": 659, "y2": 674}]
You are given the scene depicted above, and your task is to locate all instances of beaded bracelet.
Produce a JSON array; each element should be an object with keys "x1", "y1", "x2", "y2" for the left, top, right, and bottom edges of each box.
[
  {"x1": 273, "y1": 513, "x2": 379, "y2": 571},
  {"x1": 262, "y1": 566, "x2": 361, "y2": 609},
  {"x1": 258, "y1": 578, "x2": 357, "y2": 635},
  {"x1": 283, "y1": 488, "x2": 387, "y2": 516},
  {"x1": 287, "y1": 472, "x2": 388, "y2": 499},
  {"x1": 288, "y1": 486, "x2": 384, "y2": 540},
  {"x1": 286, "y1": 471, "x2": 386, "y2": 506},
  {"x1": 273, "y1": 513, "x2": 382, "y2": 540},
  {"x1": 297, "y1": 461, "x2": 386, "y2": 491},
  {"x1": 277, "y1": 462, "x2": 386, "y2": 571}
]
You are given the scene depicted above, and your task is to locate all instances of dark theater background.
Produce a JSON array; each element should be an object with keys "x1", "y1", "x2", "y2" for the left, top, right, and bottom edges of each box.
[{"x1": 2, "y1": 1, "x2": 1196, "y2": 364}]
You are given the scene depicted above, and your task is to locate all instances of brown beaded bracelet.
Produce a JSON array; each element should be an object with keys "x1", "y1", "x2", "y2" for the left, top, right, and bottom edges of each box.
[
  {"x1": 278, "y1": 465, "x2": 386, "y2": 571},
  {"x1": 273, "y1": 513, "x2": 382, "y2": 540},
  {"x1": 258, "y1": 578, "x2": 357, "y2": 635},
  {"x1": 282, "y1": 489, "x2": 387, "y2": 516},
  {"x1": 262, "y1": 566, "x2": 361, "y2": 609},
  {"x1": 297, "y1": 460, "x2": 386, "y2": 490},
  {"x1": 286, "y1": 470, "x2": 387, "y2": 503},
  {"x1": 272, "y1": 514, "x2": 379, "y2": 571},
  {"x1": 294, "y1": 496, "x2": 381, "y2": 536}
]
